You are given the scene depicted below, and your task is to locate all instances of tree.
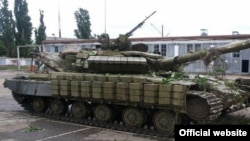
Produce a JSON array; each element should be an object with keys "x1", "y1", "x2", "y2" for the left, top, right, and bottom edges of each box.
[
  {"x1": 14, "y1": 0, "x2": 32, "y2": 57},
  {"x1": 34, "y1": 10, "x2": 46, "y2": 45},
  {"x1": 0, "y1": 0, "x2": 16, "y2": 57},
  {"x1": 74, "y1": 8, "x2": 91, "y2": 39},
  {"x1": 0, "y1": 39, "x2": 6, "y2": 56}
]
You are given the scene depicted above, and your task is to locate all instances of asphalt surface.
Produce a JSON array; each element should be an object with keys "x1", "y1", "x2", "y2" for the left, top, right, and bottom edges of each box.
[
  {"x1": 0, "y1": 70, "x2": 170, "y2": 141},
  {"x1": 0, "y1": 70, "x2": 250, "y2": 141}
]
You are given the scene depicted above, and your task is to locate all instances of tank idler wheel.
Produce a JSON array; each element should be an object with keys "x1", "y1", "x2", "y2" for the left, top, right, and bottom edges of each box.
[
  {"x1": 94, "y1": 105, "x2": 113, "y2": 122},
  {"x1": 153, "y1": 110, "x2": 175, "y2": 133},
  {"x1": 12, "y1": 92, "x2": 23, "y2": 104},
  {"x1": 186, "y1": 97, "x2": 209, "y2": 120},
  {"x1": 50, "y1": 99, "x2": 67, "y2": 116},
  {"x1": 32, "y1": 97, "x2": 47, "y2": 113},
  {"x1": 71, "y1": 102, "x2": 87, "y2": 118},
  {"x1": 122, "y1": 108, "x2": 145, "y2": 127}
]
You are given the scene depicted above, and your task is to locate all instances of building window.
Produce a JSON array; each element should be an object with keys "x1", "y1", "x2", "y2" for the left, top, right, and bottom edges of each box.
[
  {"x1": 161, "y1": 44, "x2": 167, "y2": 56},
  {"x1": 54, "y1": 46, "x2": 59, "y2": 52},
  {"x1": 195, "y1": 44, "x2": 201, "y2": 52},
  {"x1": 81, "y1": 45, "x2": 87, "y2": 49},
  {"x1": 45, "y1": 46, "x2": 50, "y2": 52},
  {"x1": 154, "y1": 44, "x2": 160, "y2": 54},
  {"x1": 233, "y1": 51, "x2": 240, "y2": 57},
  {"x1": 187, "y1": 44, "x2": 193, "y2": 53}
]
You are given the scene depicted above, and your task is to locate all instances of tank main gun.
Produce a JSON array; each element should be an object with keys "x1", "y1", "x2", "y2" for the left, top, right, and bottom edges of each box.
[
  {"x1": 160, "y1": 39, "x2": 250, "y2": 70},
  {"x1": 98, "y1": 11, "x2": 156, "y2": 51},
  {"x1": 122, "y1": 39, "x2": 250, "y2": 72}
]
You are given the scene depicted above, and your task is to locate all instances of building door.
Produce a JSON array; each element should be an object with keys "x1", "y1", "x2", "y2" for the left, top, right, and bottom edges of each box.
[{"x1": 241, "y1": 60, "x2": 249, "y2": 73}]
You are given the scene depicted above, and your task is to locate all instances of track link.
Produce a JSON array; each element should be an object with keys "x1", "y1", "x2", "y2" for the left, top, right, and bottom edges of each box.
[
  {"x1": 12, "y1": 93, "x2": 171, "y2": 139},
  {"x1": 12, "y1": 91, "x2": 224, "y2": 139},
  {"x1": 187, "y1": 91, "x2": 223, "y2": 123},
  {"x1": 32, "y1": 111, "x2": 172, "y2": 139}
]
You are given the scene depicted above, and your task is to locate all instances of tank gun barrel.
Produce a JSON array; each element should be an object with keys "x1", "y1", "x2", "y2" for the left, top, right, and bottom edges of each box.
[
  {"x1": 125, "y1": 11, "x2": 156, "y2": 37},
  {"x1": 30, "y1": 52, "x2": 41, "y2": 58},
  {"x1": 158, "y1": 39, "x2": 250, "y2": 71}
]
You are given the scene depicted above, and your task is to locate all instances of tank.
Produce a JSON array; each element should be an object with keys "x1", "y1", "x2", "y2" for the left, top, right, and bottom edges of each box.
[{"x1": 3, "y1": 12, "x2": 250, "y2": 137}]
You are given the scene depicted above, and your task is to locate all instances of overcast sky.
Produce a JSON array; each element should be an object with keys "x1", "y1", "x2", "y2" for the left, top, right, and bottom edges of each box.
[{"x1": 9, "y1": 0, "x2": 250, "y2": 38}]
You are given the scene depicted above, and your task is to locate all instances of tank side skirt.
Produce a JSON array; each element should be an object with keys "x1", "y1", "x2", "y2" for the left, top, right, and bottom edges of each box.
[
  {"x1": 4, "y1": 79, "x2": 51, "y2": 96},
  {"x1": 6, "y1": 78, "x2": 185, "y2": 111}
]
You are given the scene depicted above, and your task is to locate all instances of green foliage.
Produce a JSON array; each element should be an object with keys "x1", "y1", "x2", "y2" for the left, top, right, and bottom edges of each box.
[
  {"x1": 14, "y1": 0, "x2": 33, "y2": 57},
  {"x1": 148, "y1": 71, "x2": 157, "y2": 77},
  {"x1": 214, "y1": 65, "x2": 226, "y2": 78},
  {"x1": 0, "y1": 40, "x2": 6, "y2": 56},
  {"x1": 147, "y1": 70, "x2": 166, "y2": 77},
  {"x1": 215, "y1": 65, "x2": 225, "y2": 74},
  {"x1": 0, "y1": 0, "x2": 16, "y2": 57},
  {"x1": 224, "y1": 79, "x2": 236, "y2": 88},
  {"x1": 161, "y1": 72, "x2": 183, "y2": 84},
  {"x1": 161, "y1": 78, "x2": 170, "y2": 84},
  {"x1": 225, "y1": 80, "x2": 248, "y2": 108},
  {"x1": 229, "y1": 91, "x2": 248, "y2": 110},
  {"x1": 170, "y1": 72, "x2": 183, "y2": 79},
  {"x1": 194, "y1": 77, "x2": 210, "y2": 91},
  {"x1": 24, "y1": 126, "x2": 43, "y2": 133},
  {"x1": 0, "y1": 65, "x2": 26, "y2": 70},
  {"x1": 74, "y1": 8, "x2": 92, "y2": 39},
  {"x1": 208, "y1": 58, "x2": 228, "y2": 78}
]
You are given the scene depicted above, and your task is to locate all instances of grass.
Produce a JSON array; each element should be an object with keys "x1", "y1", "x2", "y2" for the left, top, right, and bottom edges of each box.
[
  {"x1": 0, "y1": 65, "x2": 29, "y2": 71},
  {"x1": 24, "y1": 126, "x2": 44, "y2": 133}
]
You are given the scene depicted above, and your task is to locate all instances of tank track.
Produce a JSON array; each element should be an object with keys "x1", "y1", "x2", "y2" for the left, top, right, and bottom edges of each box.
[
  {"x1": 12, "y1": 94, "x2": 172, "y2": 139},
  {"x1": 187, "y1": 90, "x2": 224, "y2": 123},
  {"x1": 31, "y1": 109, "x2": 171, "y2": 139},
  {"x1": 12, "y1": 91, "x2": 224, "y2": 139}
]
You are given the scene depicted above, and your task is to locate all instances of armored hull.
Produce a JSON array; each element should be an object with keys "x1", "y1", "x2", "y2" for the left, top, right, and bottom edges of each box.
[{"x1": 4, "y1": 70, "x2": 250, "y2": 136}]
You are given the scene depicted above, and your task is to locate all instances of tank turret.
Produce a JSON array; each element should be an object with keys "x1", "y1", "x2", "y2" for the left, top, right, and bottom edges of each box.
[{"x1": 32, "y1": 39, "x2": 250, "y2": 73}]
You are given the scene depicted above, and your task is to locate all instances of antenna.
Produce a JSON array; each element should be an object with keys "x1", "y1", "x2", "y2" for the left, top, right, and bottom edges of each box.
[
  {"x1": 104, "y1": 0, "x2": 107, "y2": 33},
  {"x1": 58, "y1": 2, "x2": 62, "y2": 38},
  {"x1": 150, "y1": 23, "x2": 164, "y2": 37}
]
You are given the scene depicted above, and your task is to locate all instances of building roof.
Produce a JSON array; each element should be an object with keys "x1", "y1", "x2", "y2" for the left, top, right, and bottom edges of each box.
[{"x1": 42, "y1": 34, "x2": 250, "y2": 45}]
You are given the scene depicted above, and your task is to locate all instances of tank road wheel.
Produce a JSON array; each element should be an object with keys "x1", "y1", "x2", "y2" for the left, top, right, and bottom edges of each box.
[
  {"x1": 94, "y1": 105, "x2": 113, "y2": 122},
  {"x1": 153, "y1": 110, "x2": 175, "y2": 133},
  {"x1": 122, "y1": 108, "x2": 145, "y2": 127},
  {"x1": 186, "y1": 96, "x2": 210, "y2": 120},
  {"x1": 32, "y1": 97, "x2": 47, "y2": 113},
  {"x1": 71, "y1": 102, "x2": 87, "y2": 118},
  {"x1": 50, "y1": 99, "x2": 67, "y2": 116}
]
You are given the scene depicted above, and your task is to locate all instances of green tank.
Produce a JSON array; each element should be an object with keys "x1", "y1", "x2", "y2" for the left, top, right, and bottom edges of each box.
[{"x1": 3, "y1": 11, "x2": 250, "y2": 136}]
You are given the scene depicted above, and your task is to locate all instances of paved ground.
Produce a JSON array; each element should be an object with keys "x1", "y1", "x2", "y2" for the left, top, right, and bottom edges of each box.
[{"x1": 0, "y1": 70, "x2": 250, "y2": 141}]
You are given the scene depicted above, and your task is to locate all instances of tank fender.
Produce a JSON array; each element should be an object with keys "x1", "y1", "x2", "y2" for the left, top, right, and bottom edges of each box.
[{"x1": 3, "y1": 79, "x2": 51, "y2": 96}]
